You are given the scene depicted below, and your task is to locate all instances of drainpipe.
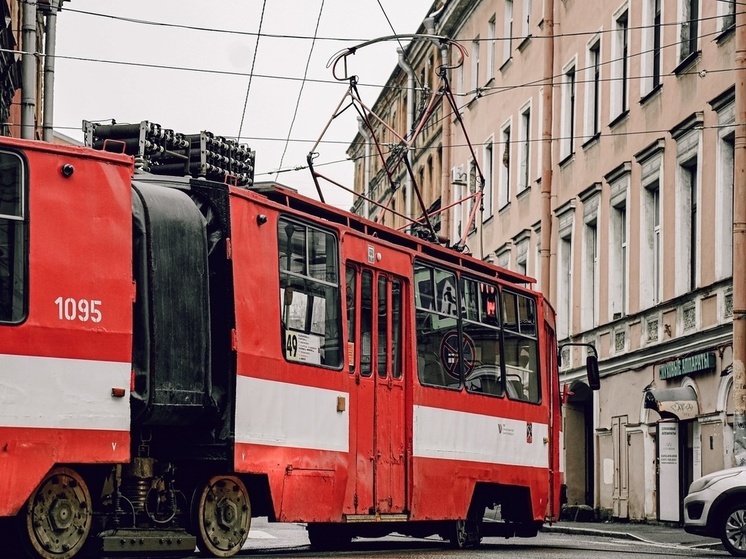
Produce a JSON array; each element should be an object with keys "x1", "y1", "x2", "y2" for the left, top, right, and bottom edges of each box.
[
  {"x1": 21, "y1": 0, "x2": 37, "y2": 139},
  {"x1": 42, "y1": 0, "x2": 59, "y2": 142},
  {"x1": 357, "y1": 117, "x2": 372, "y2": 218},
  {"x1": 540, "y1": 0, "x2": 555, "y2": 301},
  {"x1": 732, "y1": 3, "x2": 746, "y2": 466},
  {"x1": 397, "y1": 48, "x2": 415, "y2": 228}
]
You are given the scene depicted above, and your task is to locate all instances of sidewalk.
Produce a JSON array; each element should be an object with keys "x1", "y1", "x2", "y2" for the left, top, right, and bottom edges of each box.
[{"x1": 541, "y1": 520, "x2": 722, "y2": 550}]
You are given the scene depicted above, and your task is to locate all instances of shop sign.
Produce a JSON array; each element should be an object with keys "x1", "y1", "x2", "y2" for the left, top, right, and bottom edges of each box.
[{"x1": 658, "y1": 351, "x2": 716, "y2": 380}]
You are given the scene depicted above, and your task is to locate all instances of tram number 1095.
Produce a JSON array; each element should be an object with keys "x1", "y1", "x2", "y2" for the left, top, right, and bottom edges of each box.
[{"x1": 54, "y1": 297, "x2": 102, "y2": 323}]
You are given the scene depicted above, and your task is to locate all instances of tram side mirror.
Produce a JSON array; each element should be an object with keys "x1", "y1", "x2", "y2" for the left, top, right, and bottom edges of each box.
[{"x1": 586, "y1": 355, "x2": 600, "y2": 391}]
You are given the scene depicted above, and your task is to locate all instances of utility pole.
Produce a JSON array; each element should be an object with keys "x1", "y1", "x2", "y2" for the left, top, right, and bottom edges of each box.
[{"x1": 733, "y1": 4, "x2": 746, "y2": 466}]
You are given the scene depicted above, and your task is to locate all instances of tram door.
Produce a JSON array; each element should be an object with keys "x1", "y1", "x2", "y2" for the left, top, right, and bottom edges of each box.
[{"x1": 350, "y1": 266, "x2": 406, "y2": 515}]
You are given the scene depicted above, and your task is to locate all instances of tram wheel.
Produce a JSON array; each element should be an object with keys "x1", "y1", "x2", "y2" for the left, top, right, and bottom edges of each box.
[
  {"x1": 446, "y1": 518, "x2": 481, "y2": 549},
  {"x1": 22, "y1": 467, "x2": 93, "y2": 559},
  {"x1": 194, "y1": 475, "x2": 251, "y2": 558}
]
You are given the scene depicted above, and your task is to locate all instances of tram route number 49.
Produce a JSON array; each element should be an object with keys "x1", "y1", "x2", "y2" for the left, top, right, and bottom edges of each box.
[{"x1": 54, "y1": 297, "x2": 102, "y2": 323}]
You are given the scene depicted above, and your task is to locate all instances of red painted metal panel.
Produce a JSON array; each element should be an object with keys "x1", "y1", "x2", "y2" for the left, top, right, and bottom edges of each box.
[{"x1": 0, "y1": 427, "x2": 129, "y2": 516}]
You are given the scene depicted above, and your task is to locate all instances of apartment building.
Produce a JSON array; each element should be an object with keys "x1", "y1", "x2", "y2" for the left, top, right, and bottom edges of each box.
[{"x1": 350, "y1": 0, "x2": 739, "y2": 522}]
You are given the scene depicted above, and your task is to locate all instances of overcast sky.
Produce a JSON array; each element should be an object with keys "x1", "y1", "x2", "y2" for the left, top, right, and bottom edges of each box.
[{"x1": 52, "y1": 1, "x2": 434, "y2": 208}]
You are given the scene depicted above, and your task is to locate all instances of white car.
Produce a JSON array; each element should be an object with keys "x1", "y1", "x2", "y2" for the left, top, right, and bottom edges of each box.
[{"x1": 684, "y1": 466, "x2": 746, "y2": 556}]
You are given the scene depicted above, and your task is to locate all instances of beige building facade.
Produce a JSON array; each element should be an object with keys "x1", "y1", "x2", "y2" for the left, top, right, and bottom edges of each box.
[{"x1": 349, "y1": 0, "x2": 738, "y2": 522}]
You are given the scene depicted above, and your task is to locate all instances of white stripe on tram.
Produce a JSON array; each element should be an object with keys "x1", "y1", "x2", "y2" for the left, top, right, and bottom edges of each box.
[
  {"x1": 235, "y1": 376, "x2": 349, "y2": 453},
  {"x1": 0, "y1": 353, "x2": 131, "y2": 431},
  {"x1": 413, "y1": 405, "x2": 550, "y2": 468}
]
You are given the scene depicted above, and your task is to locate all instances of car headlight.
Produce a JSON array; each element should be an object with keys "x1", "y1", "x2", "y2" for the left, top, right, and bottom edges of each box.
[{"x1": 689, "y1": 471, "x2": 741, "y2": 494}]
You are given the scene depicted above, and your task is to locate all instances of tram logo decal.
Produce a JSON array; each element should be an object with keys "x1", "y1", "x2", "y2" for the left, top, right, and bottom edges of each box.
[{"x1": 526, "y1": 422, "x2": 533, "y2": 444}]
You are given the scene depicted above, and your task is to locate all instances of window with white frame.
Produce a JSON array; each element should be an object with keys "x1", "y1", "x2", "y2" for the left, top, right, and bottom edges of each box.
[
  {"x1": 472, "y1": 37, "x2": 480, "y2": 91},
  {"x1": 533, "y1": 228, "x2": 541, "y2": 293},
  {"x1": 468, "y1": 159, "x2": 478, "y2": 234},
  {"x1": 637, "y1": 142, "x2": 664, "y2": 309},
  {"x1": 496, "y1": 244, "x2": 512, "y2": 269},
  {"x1": 483, "y1": 139, "x2": 494, "y2": 220},
  {"x1": 580, "y1": 186, "x2": 600, "y2": 331},
  {"x1": 555, "y1": 202, "x2": 575, "y2": 340},
  {"x1": 719, "y1": 0, "x2": 736, "y2": 33},
  {"x1": 611, "y1": 7, "x2": 629, "y2": 119},
  {"x1": 558, "y1": 233, "x2": 573, "y2": 340},
  {"x1": 672, "y1": 120, "x2": 701, "y2": 295},
  {"x1": 488, "y1": 17, "x2": 496, "y2": 81},
  {"x1": 585, "y1": 38, "x2": 601, "y2": 140},
  {"x1": 716, "y1": 111, "x2": 734, "y2": 280},
  {"x1": 519, "y1": 103, "x2": 531, "y2": 191},
  {"x1": 608, "y1": 170, "x2": 629, "y2": 319},
  {"x1": 679, "y1": 0, "x2": 699, "y2": 62},
  {"x1": 514, "y1": 234, "x2": 530, "y2": 276},
  {"x1": 503, "y1": 0, "x2": 514, "y2": 64},
  {"x1": 642, "y1": 0, "x2": 662, "y2": 96},
  {"x1": 560, "y1": 61, "x2": 576, "y2": 161},
  {"x1": 680, "y1": 157, "x2": 699, "y2": 293},
  {"x1": 522, "y1": 0, "x2": 532, "y2": 38},
  {"x1": 499, "y1": 121, "x2": 512, "y2": 209},
  {"x1": 451, "y1": 165, "x2": 465, "y2": 242}
]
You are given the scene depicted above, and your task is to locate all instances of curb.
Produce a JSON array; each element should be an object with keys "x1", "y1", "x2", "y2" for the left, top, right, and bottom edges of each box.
[{"x1": 540, "y1": 524, "x2": 724, "y2": 550}]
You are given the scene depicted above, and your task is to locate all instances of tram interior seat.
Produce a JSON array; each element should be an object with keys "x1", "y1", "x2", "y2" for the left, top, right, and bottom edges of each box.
[
  {"x1": 506, "y1": 375, "x2": 527, "y2": 400},
  {"x1": 418, "y1": 352, "x2": 445, "y2": 387}
]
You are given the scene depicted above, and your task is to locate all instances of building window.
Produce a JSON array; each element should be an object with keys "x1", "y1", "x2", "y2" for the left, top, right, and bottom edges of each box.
[
  {"x1": 612, "y1": 8, "x2": 629, "y2": 119},
  {"x1": 503, "y1": 0, "x2": 514, "y2": 64},
  {"x1": 717, "y1": 132, "x2": 734, "y2": 280},
  {"x1": 585, "y1": 39, "x2": 601, "y2": 139},
  {"x1": 720, "y1": 0, "x2": 736, "y2": 32},
  {"x1": 558, "y1": 234, "x2": 572, "y2": 340},
  {"x1": 642, "y1": 0, "x2": 662, "y2": 96},
  {"x1": 522, "y1": 0, "x2": 532, "y2": 38},
  {"x1": 680, "y1": 158, "x2": 698, "y2": 292},
  {"x1": 499, "y1": 123, "x2": 511, "y2": 209},
  {"x1": 515, "y1": 238, "x2": 529, "y2": 276},
  {"x1": 607, "y1": 169, "x2": 629, "y2": 320},
  {"x1": 451, "y1": 165, "x2": 465, "y2": 242},
  {"x1": 561, "y1": 63, "x2": 576, "y2": 161},
  {"x1": 680, "y1": 0, "x2": 699, "y2": 61},
  {"x1": 519, "y1": 104, "x2": 531, "y2": 191},
  {"x1": 483, "y1": 139, "x2": 494, "y2": 220},
  {"x1": 472, "y1": 37, "x2": 480, "y2": 91},
  {"x1": 468, "y1": 159, "x2": 478, "y2": 234},
  {"x1": 0, "y1": 151, "x2": 25, "y2": 323},
  {"x1": 582, "y1": 220, "x2": 598, "y2": 330},
  {"x1": 610, "y1": 202, "x2": 627, "y2": 319},
  {"x1": 488, "y1": 17, "x2": 496, "y2": 81},
  {"x1": 643, "y1": 180, "x2": 661, "y2": 307}
]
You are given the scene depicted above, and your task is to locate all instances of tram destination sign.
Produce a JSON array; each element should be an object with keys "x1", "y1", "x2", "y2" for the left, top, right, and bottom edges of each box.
[{"x1": 658, "y1": 351, "x2": 716, "y2": 380}]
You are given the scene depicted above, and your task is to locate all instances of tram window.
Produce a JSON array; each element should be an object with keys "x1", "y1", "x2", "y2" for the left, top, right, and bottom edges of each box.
[
  {"x1": 360, "y1": 270, "x2": 373, "y2": 377},
  {"x1": 502, "y1": 290, "x2": 540, "y2": 403},
  {"x1": 278, "y1": 218, "x2": 341, "y2": 368},
  {"x1": 378, "y1": 276, "x2": 388, "y2": 377},
  {"x1": 0, "y1": 152, "x2": 25, "y2": 324},
  {"x1": 414, "y1": 263, "x2": 459, "y2": 389},
  {"x1": 462, "y1": 278, "x2": 503, "y2": 397},
  {"x1": 346, "y1": 266, "x2": 356, "y2": 372},
  {"x1": 391, "y1": 280, "x2": 403, "y2": 379}
]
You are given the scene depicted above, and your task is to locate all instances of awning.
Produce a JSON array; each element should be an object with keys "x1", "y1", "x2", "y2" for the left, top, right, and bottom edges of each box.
[{"x1": 644, "y1": 386, "x2": 699, "y2": 421}]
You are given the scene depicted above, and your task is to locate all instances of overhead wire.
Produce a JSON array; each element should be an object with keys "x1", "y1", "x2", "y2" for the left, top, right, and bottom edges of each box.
[
  {"x1": 274, "y1": 0, "x2": 325, "y2": 180},
  {"x1": 237, "y1": 0, "x2": 267, "y2": 141},
  {"x1": 33, "y1": 4, "x2": 744, "y2": 179}
]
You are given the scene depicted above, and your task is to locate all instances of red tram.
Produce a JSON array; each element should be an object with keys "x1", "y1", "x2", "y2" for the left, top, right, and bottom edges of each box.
[{"x1": 0, "y1": 134, "x2": 594, "y2": 558}]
